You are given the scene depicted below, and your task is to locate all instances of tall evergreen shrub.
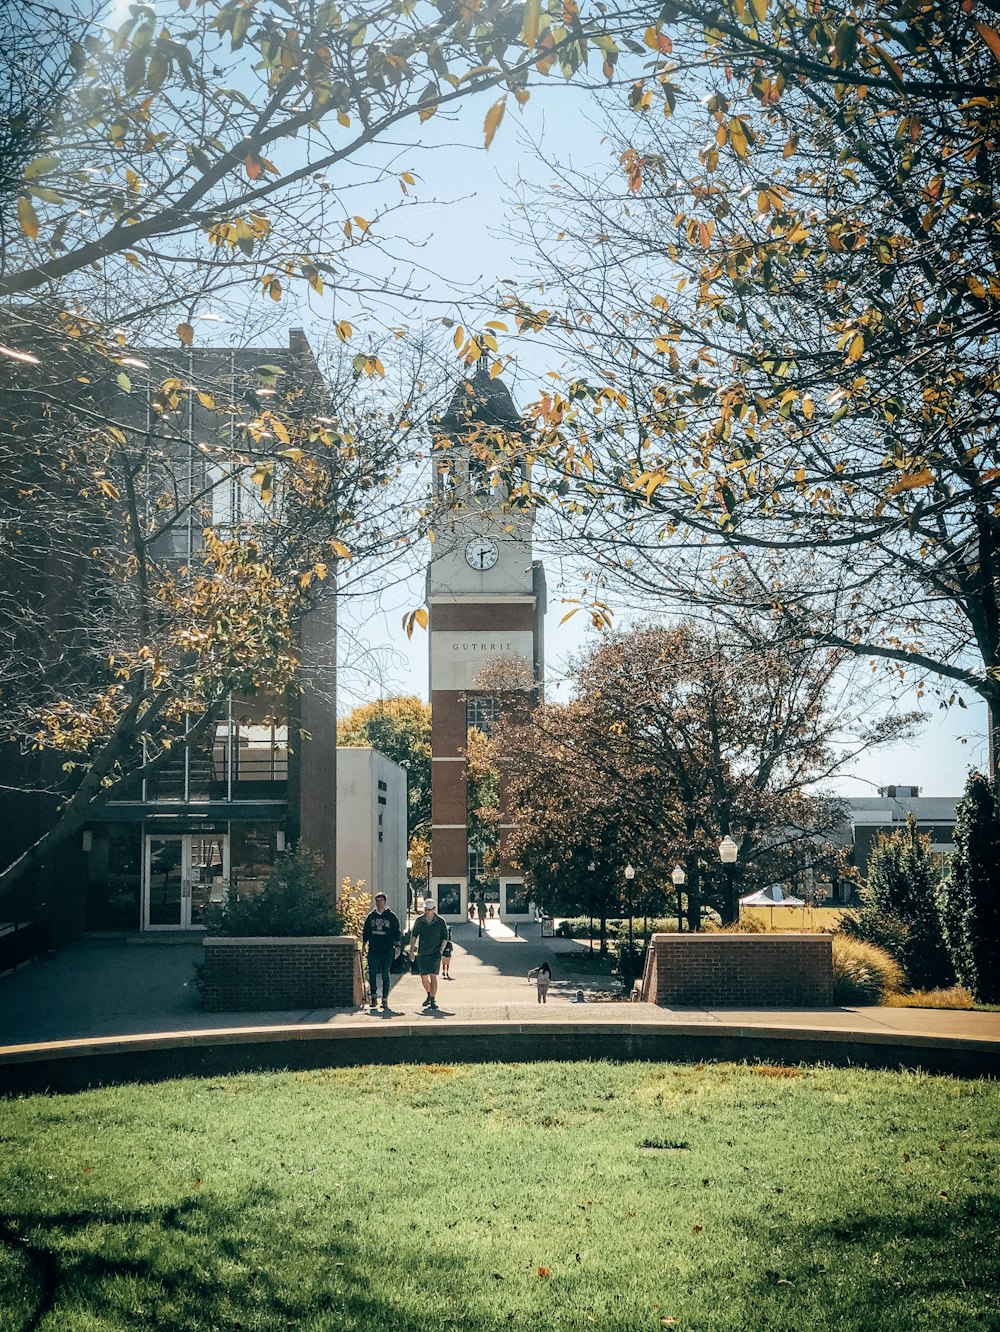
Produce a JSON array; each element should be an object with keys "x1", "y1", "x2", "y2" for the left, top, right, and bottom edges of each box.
[
  {"x1": 844, "y1": 816, "x2": 952, "y2": 990},
  {"x1": 940, "y1": 772, "x2": 1000, "y2": 1003}
]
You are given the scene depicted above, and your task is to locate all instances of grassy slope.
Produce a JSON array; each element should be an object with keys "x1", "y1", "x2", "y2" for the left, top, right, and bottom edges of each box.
[{"x1": 1, "y1": 1061, "x2": 998, "y2": 1331}]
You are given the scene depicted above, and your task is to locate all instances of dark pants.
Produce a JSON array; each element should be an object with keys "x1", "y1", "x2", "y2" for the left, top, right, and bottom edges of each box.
[{"x1": 368, "y1": 951, "x2": 392, "y2": 1002}]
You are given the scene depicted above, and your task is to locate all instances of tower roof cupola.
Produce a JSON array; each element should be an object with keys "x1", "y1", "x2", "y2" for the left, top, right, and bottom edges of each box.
[{"x1": 440, "y1": 362, "x2": 521, "y2": 433}]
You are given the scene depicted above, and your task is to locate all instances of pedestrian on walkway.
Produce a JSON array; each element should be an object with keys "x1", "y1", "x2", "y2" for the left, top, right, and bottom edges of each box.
[
  {"x1": 528, "y1": 961, "x2": 552, "y2": 1004},
  {"x1": 476, "y1": 892, "x2": 486, "y2": 936},
  {"x1": 441, "y1": 925, "x2": 454, "y2": 980},
  {"x1": 408, "y1": 900, "x2": 449, "y2": 1011},
  {"x1": 488, "y1": 904, "x2": 495, "y2": 920},
  {"x1": 362, "y1": 892, "x2": 402, "y2": 1011}
]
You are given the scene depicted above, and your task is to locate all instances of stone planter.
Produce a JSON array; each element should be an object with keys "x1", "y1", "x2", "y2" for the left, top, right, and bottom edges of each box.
[
  {"x1": 642, "y1": 932, "x2": 834, "y2": 1007},
  {"x1": 201, "y1": 936, "x2": 362, "y2": 1012}
]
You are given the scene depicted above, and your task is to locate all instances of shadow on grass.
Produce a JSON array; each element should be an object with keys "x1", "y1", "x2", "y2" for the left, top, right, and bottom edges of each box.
[
  {"x1": 2, "y1": 1180, "x2": 997, "y2": 1330},
  {"x1": 738, "y1": 1192, "x2": 1000, "y2": 1327},
  {"x1": 0, "y1": 1188, "x2": 525, "y2": 1332}
]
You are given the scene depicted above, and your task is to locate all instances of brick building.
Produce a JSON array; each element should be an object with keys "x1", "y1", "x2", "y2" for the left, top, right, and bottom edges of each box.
[{"x1": 1, "y1": 330, "x2": 341, "y2": 943}]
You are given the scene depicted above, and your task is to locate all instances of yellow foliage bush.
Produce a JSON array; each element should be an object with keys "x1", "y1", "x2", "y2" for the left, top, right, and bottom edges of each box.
[
  {"x1": 832, "y1": 935, "x2": 904, "y2": 1006},
  {"x1": 883, "y1": 986, "x2": 976, "y2": 1010},
  {"x1": 337, "y1": 877, "x2": 371, "y2": 939}
]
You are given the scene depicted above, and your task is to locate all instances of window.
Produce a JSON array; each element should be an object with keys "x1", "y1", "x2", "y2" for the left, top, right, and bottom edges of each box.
[{"x1": 466, "y1": 695, "x2": 501, "y2": 735}]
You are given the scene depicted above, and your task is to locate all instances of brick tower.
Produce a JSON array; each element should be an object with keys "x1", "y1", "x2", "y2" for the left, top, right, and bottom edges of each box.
[{"x1": 427, "y1": 364, "x2": 545, "y2": 922}]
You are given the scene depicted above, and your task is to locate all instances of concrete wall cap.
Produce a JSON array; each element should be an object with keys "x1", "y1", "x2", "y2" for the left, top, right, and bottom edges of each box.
[
  {"x1": 649, "y1": 932, "x2": 831, "y2": 943},
  {"x1": 203, "y1": 935, "x2": 357, "y2": 947}
]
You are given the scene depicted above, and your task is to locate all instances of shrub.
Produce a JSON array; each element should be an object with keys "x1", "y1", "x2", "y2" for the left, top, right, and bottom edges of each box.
[
  {"x1": 843, "y1": 816, "x2": 952, "y2": 990},
  {"x1": 337, "y1": 877, "x2": 371, "y2": 939},
  {"x1": 702, "y1": 915, "x2": 768, "y2": 933},
  {"x1": 882, "y1": 986, "x2": 976, "y2": 1010},
  {"x1": 939, "y1": 770, "x2": 1000, "y2": 1003},
  {"x1": 204, "y1": 847, "x2": 344, "y2": 937},
  {"x1": 832, "y1": 935, "x2": 905, "y2": 1006}
]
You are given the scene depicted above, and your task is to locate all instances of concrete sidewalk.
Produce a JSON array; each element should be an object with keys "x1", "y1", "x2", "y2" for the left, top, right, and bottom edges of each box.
[{"x1": 2, "y1": 919, "x2": 999, "y2": 1051}]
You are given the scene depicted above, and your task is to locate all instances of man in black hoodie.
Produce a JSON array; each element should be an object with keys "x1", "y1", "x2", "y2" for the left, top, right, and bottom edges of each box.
[{"x1": 362, "y1": 893, "x2": 402, "y2": 1011}]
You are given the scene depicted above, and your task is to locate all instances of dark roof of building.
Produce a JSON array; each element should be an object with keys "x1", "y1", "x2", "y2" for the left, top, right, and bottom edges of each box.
[{"x1": 440, "y1": 362, "x2": 521, "y2": 432}]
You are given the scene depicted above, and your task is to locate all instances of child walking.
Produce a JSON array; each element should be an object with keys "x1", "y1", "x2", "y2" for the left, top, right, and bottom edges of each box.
[
  {"x1": 441, "y1": 925, "x2": 454, "y2": 979},
  {"x1": 528, "y1": 961, "x2": 552, "y2": 1003}
]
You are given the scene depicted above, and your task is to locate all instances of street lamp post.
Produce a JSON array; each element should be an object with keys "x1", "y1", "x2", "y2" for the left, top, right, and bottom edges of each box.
[
  {"x1": 671, "y1": 863, "x2": 686, "y2": 933},
  {"x1": 405, "y1": 857, "x2": 412, "y2": 923},
  {"x1": 623, "y1": 864, "x2": 636, "y2": 955},
  {"x1": 587, "y1": 860, "x2": 596, "y2": 955},
  {"x1": 424, "y1": 854, "x2": 432, "y2": 912},
  {"x1": 719, "y1": 835, "x2": 739, "y2": 924}
]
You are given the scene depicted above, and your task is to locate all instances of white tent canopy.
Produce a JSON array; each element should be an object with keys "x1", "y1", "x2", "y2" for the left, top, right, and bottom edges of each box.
[{"x1": 739, "y1": 884, "x2": 807, "y2": 907}]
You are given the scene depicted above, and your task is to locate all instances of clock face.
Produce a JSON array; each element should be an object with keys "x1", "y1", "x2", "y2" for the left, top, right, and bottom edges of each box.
[{"x1": 465, "y1": 537, "x2": 500, "y2": 571}]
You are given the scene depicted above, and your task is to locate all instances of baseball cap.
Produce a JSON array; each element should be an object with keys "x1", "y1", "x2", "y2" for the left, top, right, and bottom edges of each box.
[
  {"x1": 374, "y1": 892, "x2": 386, "y2": 901},
  {"x1": 423, "y1": 900, "x2": 436, "y2": 911}
]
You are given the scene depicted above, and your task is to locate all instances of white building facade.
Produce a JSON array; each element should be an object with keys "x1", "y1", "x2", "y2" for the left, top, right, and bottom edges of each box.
[{"x1": 335, "y1": 747, "x2": 408, "y2": 925}]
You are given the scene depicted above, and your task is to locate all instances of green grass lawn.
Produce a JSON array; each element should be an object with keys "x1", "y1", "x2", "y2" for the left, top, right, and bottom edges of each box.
[{"x1": 1, "y1": 1061, "x2": 997, "y2": 1331}]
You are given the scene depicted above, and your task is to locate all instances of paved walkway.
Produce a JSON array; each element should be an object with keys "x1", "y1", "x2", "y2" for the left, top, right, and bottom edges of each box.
[{"x1": 2, "y1": 919, "x2": 999, "y2": 1052}]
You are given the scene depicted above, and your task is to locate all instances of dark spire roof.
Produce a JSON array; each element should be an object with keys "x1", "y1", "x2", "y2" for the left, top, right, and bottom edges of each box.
[{"x1": 440, "y1": 362, "x2": 521, "y2": 433}]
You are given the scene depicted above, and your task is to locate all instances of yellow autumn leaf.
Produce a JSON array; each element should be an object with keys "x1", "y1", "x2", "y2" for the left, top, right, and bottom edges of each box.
[
  {"x1": 402, "y1": 606, "x2": 429, "y2": 638},
  {"x1": 846, "y1": 332, "x2": 865, "y2": 362},
  {"x1": 887, "y1": 467, "x2": 935, "y2": 495},
  {"x1": 729, "y1": 119, "x2": 749, "y2": 159},
  {"x1": 750, "y1": 0, "x2": 768, "y2": 21},
  {"x1": 521, "y1": 0, "x2": 541, "y2": 47},
  {"x1": 975, "y1": 22, "x2": 1000, "y2": 65},
  {"x1": 196, "y1": 391, "x2": 215, "y2": 409},
  {"x1": 176, "y1": 321, "x2": 194, "y2": 346},
  {"x1": 17, "y1": 196, "x2": 39, "y2": 240},
  {"x1": 24, "y1": 155, "x2": 60, "y2": 180},
  {"x1": 483, "y1": 96, "x2": 507, "y2": 150},
  {"x1": 330, "y1": 539, "x2": 352, "y2": 560}
]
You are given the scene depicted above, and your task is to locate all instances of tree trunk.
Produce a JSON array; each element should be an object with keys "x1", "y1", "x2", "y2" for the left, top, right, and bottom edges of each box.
[
  {"x1": 685, "y1": 861, "x2": 701, "y2": 931},
  {"x1": 720, "y1": 867, "x2": 739, "y2": 926},
  {"x1": 599, "y1": 911, "x2": 608, "y2": 956}
]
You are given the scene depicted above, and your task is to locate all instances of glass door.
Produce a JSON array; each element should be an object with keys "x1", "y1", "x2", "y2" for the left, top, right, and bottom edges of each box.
[
  {"x1": 143, "y1": 834, "x2": 229, "y2": 929},
  {"x1": 188, "y1": 834, "x2": 229, "y2": 927}
]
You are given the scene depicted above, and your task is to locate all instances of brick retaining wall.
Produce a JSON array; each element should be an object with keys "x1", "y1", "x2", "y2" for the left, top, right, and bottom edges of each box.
[
  {"x1": 202, "y1": 937, "x2": 359, "y2": 1012},
  {"x1": 644, "y1": 933, "x2": 833, "y2": 1007}
]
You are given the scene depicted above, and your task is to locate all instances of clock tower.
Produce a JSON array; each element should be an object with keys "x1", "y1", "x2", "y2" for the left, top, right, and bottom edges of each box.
[{"x1": 427, "y1": 364, "x2": 545, "y2": 921}]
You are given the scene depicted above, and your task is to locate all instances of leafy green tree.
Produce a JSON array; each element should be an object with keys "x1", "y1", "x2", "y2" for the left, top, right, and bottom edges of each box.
[
  {"x1": 844, "y1": 816, "x2": 952, "y2": 991},
  {"x1": 337, "y1": 696, "x2": 431, "y2": 857},
  {"x1": 490, "y1": 620, "x2": 896, "y2": 927},
  {"x1": 940, "y1": 772, "x2": 1000, "y2": 1003}
]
